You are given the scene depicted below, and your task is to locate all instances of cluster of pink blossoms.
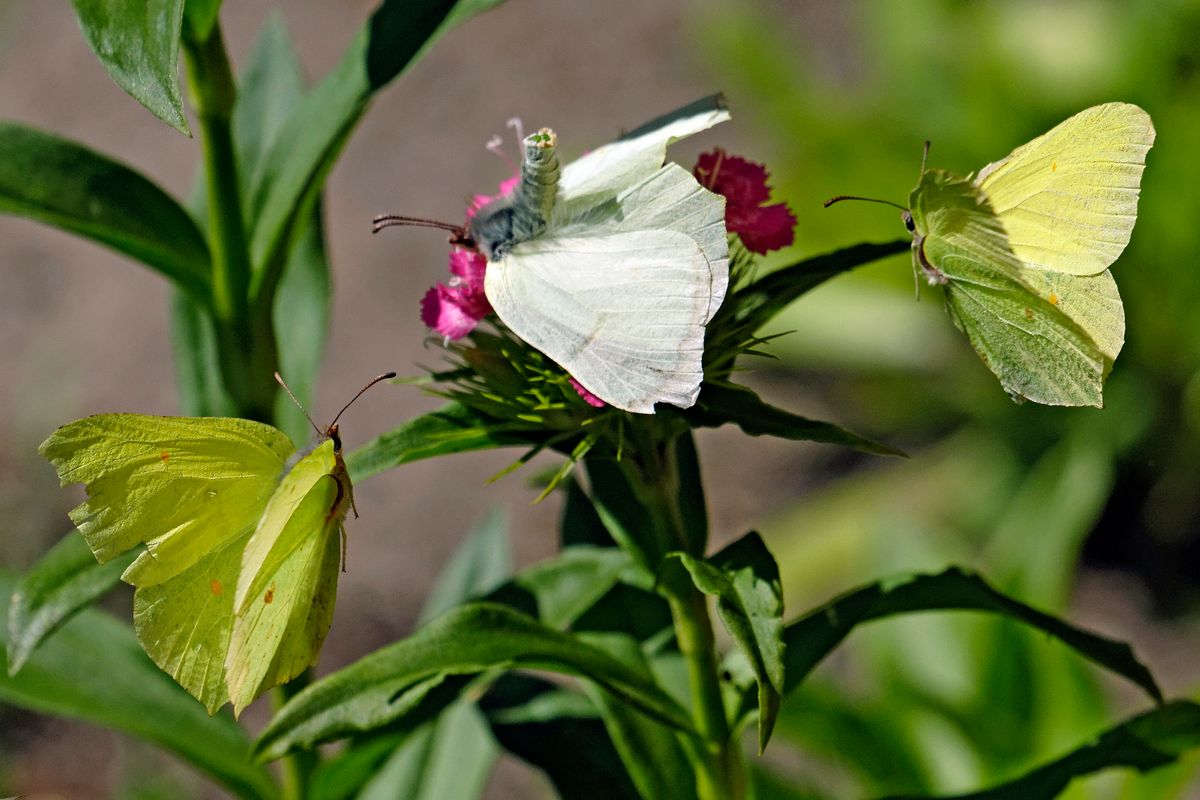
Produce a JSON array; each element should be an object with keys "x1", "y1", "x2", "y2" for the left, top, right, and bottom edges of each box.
[{"x1": 420, "y1": 151, "x2": 796, "y2": 405}]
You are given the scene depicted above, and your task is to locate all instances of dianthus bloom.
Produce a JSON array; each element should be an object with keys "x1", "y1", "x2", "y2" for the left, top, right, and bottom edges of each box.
[
  {"x1": 694, "y1": 149, "x2": 796, "y2": 254},
  {"x1": 420, "y1": 177, "x2": 520, "y2": 340}
]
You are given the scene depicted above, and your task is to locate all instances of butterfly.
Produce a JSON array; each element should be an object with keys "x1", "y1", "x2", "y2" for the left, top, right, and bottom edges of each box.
[
  {"x1": 376, "y1": 95, "x2": 732, "y2": 414},
  {"x1": 829, "y1": 102, "x2": 1155, "y2": 407},
  {"x1": 39, "y1": 373, "x2": 393, "y2": 714}
]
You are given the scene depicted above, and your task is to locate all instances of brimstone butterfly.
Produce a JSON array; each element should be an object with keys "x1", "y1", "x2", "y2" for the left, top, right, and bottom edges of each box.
[
  {"x1": 376, "y1": 95, "x2": 731, "y2": 414},
  {"x1": 39, "y1": 373, "x2": 393, "y2": 714},
  {"x1": 829, "y1": 102, "x2": 1154, "y2": 407}
]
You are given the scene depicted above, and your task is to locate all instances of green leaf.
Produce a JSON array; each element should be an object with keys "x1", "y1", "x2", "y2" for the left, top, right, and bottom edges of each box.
[
  {"x1": 687, "y1": 382, "x2": 904, "y2": 457},
  {"x1": 69, "y1": 0, "x2": 190, "y2": 133},
  {"x1": 486, "y1": 546, "x2": 635, "y2": 629},
  {"x1": 581, "y1": 634, "x2": 697, "y2": 800},
  {"x1": 7, "y1": 532, "x2": 134, "y2": 675},
  {"x1": 183, "y1": 0, "x2": 222, "y2": 42},
  {"x1": 561, "y1": 476, "x2": 616, "y2": 549},
  {"x1": 0, "y1": 123, "x2": 210, "y2": 300},
  {"x1": 170, "y1": 289, "x2": 234, "y2": 416},
  {"x1": 779, "y1": 568, "x2": 1161, "y2": 703},
  {"x1": 255, "y1": 603, "x2": 694, "y2": 760},
  {"x1": 481, "y1": 674, "x2": 642, "y2": 800},
  {"x1": 584, "y1": 456, "x2": 667, "y2": 571},
  {"x1": 0, "y1": 572, "x2": 277, "y2": 799},
  {"x1": 879, "y1": 701, "x2": 1200, "y2": 800},
  {"x1": 356, "y1": 701, "x2": 497, "y2": 800},
  {"x1": 420, "y1": 509, "x2": 511, "y2": 624},
  {"x1": 247, "y1": 0, "x2": 503, "y2": 292},
  {"x1": 662, "y1": 532, "x2": 785, "y2": 751},
  {"x1": 346, "y1": 403, "x2": 537, "y2": 483}
]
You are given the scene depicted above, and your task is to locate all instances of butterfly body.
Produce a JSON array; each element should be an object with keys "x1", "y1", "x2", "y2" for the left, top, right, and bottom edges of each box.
[
  {"x1": 902, "y1": 102, "x2": 1154, "y2": 407},
  {"x1": 470, "y1": 128, "x2": 561, "y2": 260}
]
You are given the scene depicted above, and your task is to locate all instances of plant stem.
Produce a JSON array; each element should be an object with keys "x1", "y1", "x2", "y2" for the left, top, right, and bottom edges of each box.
[
  {"x1": 626, "y1": 430, "x2": 746, "y2": 800},
  {"x1": 182, "y1": 20, "x2": 277, "y2": 421}
]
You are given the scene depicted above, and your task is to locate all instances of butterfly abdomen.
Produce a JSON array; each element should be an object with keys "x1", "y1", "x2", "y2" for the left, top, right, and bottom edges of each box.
[{"x1": 470, "y1": 129, "x2": 560, "y2": 260}]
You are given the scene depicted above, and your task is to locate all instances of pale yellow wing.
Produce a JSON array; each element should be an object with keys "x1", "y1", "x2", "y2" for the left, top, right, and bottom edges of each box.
[{"x1": 976, "y1": 102, "x2": 1155, "y2": 276}]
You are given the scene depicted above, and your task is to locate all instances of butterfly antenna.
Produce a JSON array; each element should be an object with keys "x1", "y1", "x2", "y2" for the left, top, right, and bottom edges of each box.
[
  {"x1": 275, "y1": 372, "x2": 323, "y2": 438},
  {"x1": 823, "y1": 195, "x2": 908, "y2": 211},
  {"x1": 920, "y1": 140, "x2": 931, "y2": 176},
  {"x1": 372, "y1": 214, "x2": 466, "y2": 236},
  {"x1": 330, "y1": 372, "x2": 398, "y2": 429}
]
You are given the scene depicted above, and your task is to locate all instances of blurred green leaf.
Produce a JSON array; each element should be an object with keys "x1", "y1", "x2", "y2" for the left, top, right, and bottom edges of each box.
[
  {"x1": 355, "y1": 701, "x2": 497, "y2": 800},
  {"x1": 69, "y1": 0, "x2": 190, "y2": 133},
  {"x1": 687, "y1": 382, "x2": 903, "y2": 457},
  {"x1": 256, "y1": 603, "x2": 694, "y2": 760},
  {"x1": 581, "y1": 633, "x2": 696, "y2": 800},
  {"x1": 486, "y1": 546, "x2": 634, "y2": 629},
  {"x1": 0, "y1": 572, "x2": 277, "y2": 799},
  {"x1": 246, "y1": 0, "x2": 503, "y2": 292},
  {"x1": 347, "y1": 403, "x2": 538, "y2": 482},
  {"x1": 777, "y1": 568, "x2": 1161, "y2": 704},
  {"x1": 420, "y1": 509, "x2": 511, "y2": 624},
  {"x1": 662, "y1": 532, "x2": 785, "y2": 751},
  {"x1": 7, "y1": 532, "x2": 134, "y2": 675},
  {"x1": 880, "y1": 702, "x2": 1200, "y2": 800},
  {"x1": 561, "y1": 476, "x2": 616, "y2": 549},
  {"x1": 584, "y1": 456, "x2": 666, "y2": 571},
  {"x1": 0, "y1": 123, "x2": 210, "y2": 300},
  {"x1": 183, "y1": 0, "x2": 222, "y2": 42},
  {"x1": 170, "y1": 289, "x2": 234, "y2": 415},
  {"x1": 481, "y1": 674, "x2": 642, "y2": 800}
]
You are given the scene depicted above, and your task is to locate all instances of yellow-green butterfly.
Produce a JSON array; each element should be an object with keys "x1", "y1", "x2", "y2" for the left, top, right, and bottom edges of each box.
[
  {"x1": 39, "y1": 373, "x2": 393, "y2": 714},
  {"x1": 829, "y1": 102, "x2": 1155, "y2": 406}
]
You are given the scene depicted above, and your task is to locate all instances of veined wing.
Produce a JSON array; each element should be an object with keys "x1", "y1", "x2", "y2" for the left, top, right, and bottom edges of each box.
[
  {"x1": 561, "y1": 163, "x2": 729, "y2": 321},
  {"x1": 557, "y1": 95, "x2": 730, "y2": 216},
  {"x1": 976, "y1": 102, "x2": 1155, "y2": 276},
  {"x1": 484, "y1": 230, "x2": 713, "y2": 413},
  {"x1": 227, "y1": 440, "x2": 344, "y2": 715},
  {"x1": 39, "y1": 414, "x2": 293, "y2": 586}
]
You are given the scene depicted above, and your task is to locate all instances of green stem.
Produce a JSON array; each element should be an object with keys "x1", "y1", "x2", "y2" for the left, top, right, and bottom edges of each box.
[
  {"x1": 182, "y1": 21, "x2": 276, "y2": 421},
  {"x1": 625, "y1": 430, "x2": 746, "y2": 800}
]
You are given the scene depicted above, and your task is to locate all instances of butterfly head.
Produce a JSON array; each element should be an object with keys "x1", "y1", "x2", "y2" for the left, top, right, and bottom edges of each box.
[
  {"x1": 902, "y1": 210, "x2": 916, "y2": 233},
  {"x1": 275, "y1": 372, "x2": 396, "y2": 452},
  {"x1": 326, "y1": 422, "x2": 342, "y2": 453}
]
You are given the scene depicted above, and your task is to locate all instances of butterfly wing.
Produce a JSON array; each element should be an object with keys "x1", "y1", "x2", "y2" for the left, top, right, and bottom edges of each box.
[
  {"x1": 485, "y1": 229, "x2": 712, "y2": 413},
  {"x1": 976, "y1": 102, "x2": 1155, "y2": 277},
  {"x1": 911, "y1": 170, "x2": 1109, "y2": 406},
  {"x1": 556, "y1": 95, "x2": 730, "y2": 219},
  {"x1": 226, "y1": 439, "x2": 346, "y2": 715},
  {"x1": 40, "y1": 414, "x2": 294, "y2": 711}
]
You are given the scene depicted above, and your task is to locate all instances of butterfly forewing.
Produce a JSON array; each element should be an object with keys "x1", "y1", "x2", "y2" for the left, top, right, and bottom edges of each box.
[{"x1": 976, "y1": 102, "x2": 1155, "y2": 276}]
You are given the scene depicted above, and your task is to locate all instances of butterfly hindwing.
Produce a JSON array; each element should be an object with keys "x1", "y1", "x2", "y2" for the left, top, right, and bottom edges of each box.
[
  {"x1": 485, "y1": 229, "x2": 712, "y2": 413},
  {"x1": 976, "y1": 102, "x2": 1155, "y2": 277}
]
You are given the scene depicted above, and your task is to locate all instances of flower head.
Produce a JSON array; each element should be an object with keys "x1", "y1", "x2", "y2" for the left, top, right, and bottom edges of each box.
[
  {"x1": 420, "y1": 247, "x2": 491, "y2": 340},
  {"x1": 695, "y1": 149, "x2": 796, "y2": 254}
]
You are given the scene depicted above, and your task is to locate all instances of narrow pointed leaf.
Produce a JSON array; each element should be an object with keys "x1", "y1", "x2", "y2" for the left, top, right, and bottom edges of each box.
[
  {"x1": 346, "y1": 403, "x2": 538, "y2": 482},
  {"x1": 7, "y1": 532, "x2": 135, "y2": 675},
  {"x1": 687, "y1": 382, "x2": 903, "y2": 457},
  {"x1": 663, "y1": 532, "x2": 785, "y2": 750},
  {"x1": 0, "y1": 123, "x2": 210, "y2": 299},
  {"x1": 256, "y1": 603, "x2": 694, "y2": 760},
  {"x1": 183, "y1": 0, "x2": 223, "y2": 42},
  {"x1": 0, "y1": 573, "x2": 277, "y2": 800},
  {"x1": 420, "y1": 509, "x2": 511, "y2": 624},
  {"x1": 247, "y1": 0, "x2": 504, "y2": 289},
  {"x1": 880, "y1": 701, "x2": 1200, "y2": 800},
  {"x1": 69, "y1": 0, "x2": 190, "y2": 133},
  {"x1": 780, "y1": 568, "x2": 1161, "y2": 702}
]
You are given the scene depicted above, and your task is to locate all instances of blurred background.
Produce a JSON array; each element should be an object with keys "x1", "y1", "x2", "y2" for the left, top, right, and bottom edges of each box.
[{"x1": 1, "y1": 0, "x2": 1198, "y2": 797}]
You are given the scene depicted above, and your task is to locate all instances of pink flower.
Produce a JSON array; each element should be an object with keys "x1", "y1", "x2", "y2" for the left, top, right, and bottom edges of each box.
[
  {"x1": 421, "y1": 248, "x2": 491, "y2": 340},
  {"x1": 694, "y1": 149, "x2": 796, "y2": 254},
  {"x1": 569, "y1": 377, "x2": 606, "y2": 408}
]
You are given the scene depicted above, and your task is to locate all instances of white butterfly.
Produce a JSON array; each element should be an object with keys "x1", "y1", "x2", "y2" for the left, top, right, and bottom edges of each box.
[{"x1": 472, "y1": 97, "x2": 731, "y2": 414}]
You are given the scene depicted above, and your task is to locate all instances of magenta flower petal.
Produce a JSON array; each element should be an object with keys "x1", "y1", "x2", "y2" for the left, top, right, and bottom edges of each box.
[
  {"x1": 569, "y1": 377, "x2": 607, "y2": 408},
  {"x1": 694, "y1": 148, "x2": 796, "y2": 254},
  {"x1": 421, "y1": 285, "x2": 480, "y2": 340},
  {"x1": 727, "y1": 202, "x2": 797, "y2": 255}
]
